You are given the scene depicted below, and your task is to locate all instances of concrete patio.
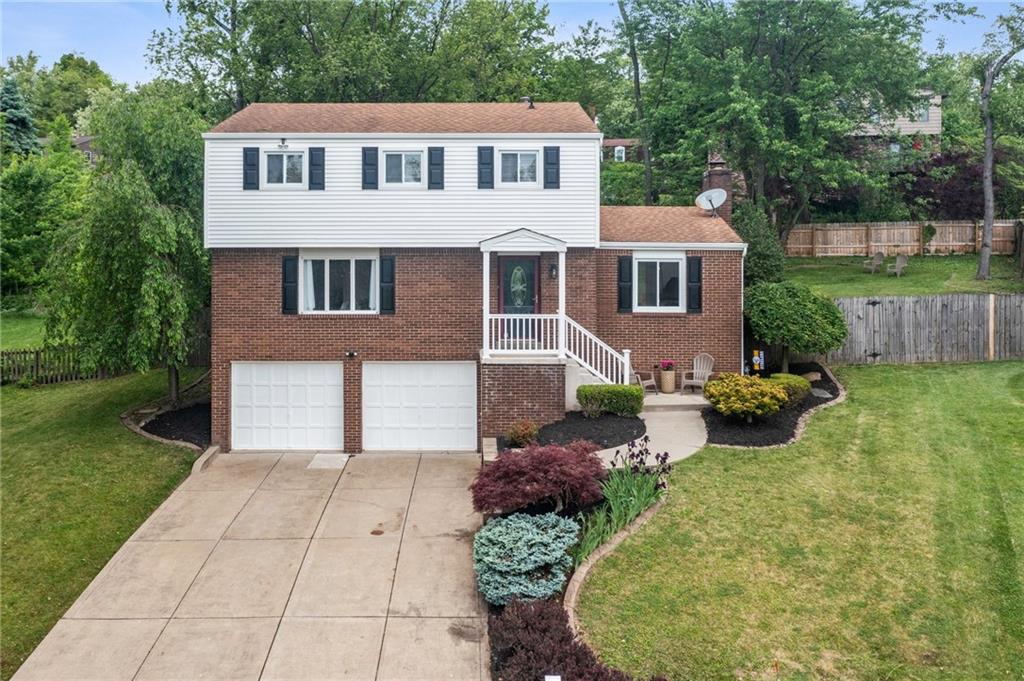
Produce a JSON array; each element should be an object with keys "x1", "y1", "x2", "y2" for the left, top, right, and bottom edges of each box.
[{"x1": 13, "y1": 451, "x2": 487, "y2": 681}]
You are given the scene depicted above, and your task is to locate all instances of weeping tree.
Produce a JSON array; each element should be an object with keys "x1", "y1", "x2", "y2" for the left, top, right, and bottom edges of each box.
[
  {"x1": 745, "y1": 281, "x2": 847, "y2": 373},
  {"x1": 45, "y1": 162, "x2": 207, "y2": 401}
]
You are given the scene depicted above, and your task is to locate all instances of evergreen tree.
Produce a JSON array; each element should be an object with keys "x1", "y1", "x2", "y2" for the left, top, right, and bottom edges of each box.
[{"x1": 1, "y1": 76, "x2": 39, "y2": 157}]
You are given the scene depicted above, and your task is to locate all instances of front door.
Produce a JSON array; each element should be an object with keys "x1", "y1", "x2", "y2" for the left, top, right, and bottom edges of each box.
[{"x1": 500, "y1": 257, "x2": 539, "y2": 314}]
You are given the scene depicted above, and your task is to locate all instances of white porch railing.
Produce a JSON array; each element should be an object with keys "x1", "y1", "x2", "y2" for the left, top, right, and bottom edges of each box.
[
  {"x1": 564, "y1": 317, "x2": 630, "y2": 385},
  {"x1": 483, "y1": 313, "x2": 631, "y2": 385},
  {"x1": 487, "y1": 314, "x2": 561, "y2": 354}
]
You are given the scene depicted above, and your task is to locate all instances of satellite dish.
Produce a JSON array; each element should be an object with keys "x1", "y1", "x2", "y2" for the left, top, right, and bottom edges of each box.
[{"x1": 695, "y1": 188, "x2": 728, "y2": 216}]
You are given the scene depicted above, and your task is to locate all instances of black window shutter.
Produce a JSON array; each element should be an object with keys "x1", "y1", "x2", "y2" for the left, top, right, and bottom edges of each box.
[
  {"x1": 477, "y1": 146, "x2": 494, "y2": 189},
  {"x1": 543, "y1": 146, "x2": 560, "y2": 189},
  {"x1": 362, "y1": 147, "x2": 378, "y2": 189},
  {"x1": 379, "y1": 255, "x2": 395, "y2": 314},
  {"x1": 282, "y1": 255, "x2": 298, "y2": 315},
  {"x1": 617, "y1": 256, "x2": 632, "y2": 312},
  {"x1": 243, "y1": 147, "x2": 259, "y2": 190},
  {"x1": 427, "y1": 147, "x2": 444, "y2": 189},
  {"x1": 308, "y1": 147, "x2": 325, "y2": 190},
  {"x1": 686, "y1": 255, "x2": 703, "y2": 313}
]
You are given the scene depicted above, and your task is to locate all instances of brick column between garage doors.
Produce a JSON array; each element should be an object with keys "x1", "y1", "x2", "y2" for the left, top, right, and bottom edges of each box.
[{"x1": 480, "y1": 363, "x2": 566, "y2": 438}]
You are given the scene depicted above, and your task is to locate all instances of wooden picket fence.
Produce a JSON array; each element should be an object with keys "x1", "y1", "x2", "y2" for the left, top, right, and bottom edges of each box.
[
  {"x1": 795, "y1": 293, "x2": 1024, "y2": 365},
  {"x1": 1, "y1": 341, "x2": 211, "y2": 386},
  {"x1": 785, "y1": 220, "x2": 1018, "y2": 257}
]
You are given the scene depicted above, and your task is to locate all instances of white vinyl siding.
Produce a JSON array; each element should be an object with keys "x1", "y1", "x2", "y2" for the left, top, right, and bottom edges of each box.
[
  {"x1": 362, "y1": 362, "x2": 477, "y2": 451},
  {"x1": 231, "y1": 362, "x2": 343, "y2": 450},
  {"x1": 204, "y1": 136, "x2": 600, "y2": 248}
]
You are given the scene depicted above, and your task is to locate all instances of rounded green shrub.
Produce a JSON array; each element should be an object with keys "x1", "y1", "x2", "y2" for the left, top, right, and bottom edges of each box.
[
  {"x1": 745, "y1": 281, "x2": 847, "y2": 372},
  {"x1": 473, "y1": 512, "x2": 579, "y2": 605},
  {"x1": 767, "y1": 372, "x2": 812, "y2": 408},
  {"x1": 704, "y1": 372, "x2": 788, "y2": 422},
  {"x1": 576, "y1": 384, "x2": 644, "y2": 418}
]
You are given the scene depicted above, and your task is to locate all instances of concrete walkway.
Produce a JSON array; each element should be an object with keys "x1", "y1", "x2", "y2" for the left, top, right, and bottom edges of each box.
[
  {"x1": 597, "y1": 393, "x2": 709, "y2": 466},
  {"x1": 14, "y1": 451, "x2": 487, "y2": 681}
]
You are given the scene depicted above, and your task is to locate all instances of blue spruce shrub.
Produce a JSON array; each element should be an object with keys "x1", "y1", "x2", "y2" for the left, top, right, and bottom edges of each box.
[{"x1": 473, "y1": 512, "x2": 579, "y2": 605}]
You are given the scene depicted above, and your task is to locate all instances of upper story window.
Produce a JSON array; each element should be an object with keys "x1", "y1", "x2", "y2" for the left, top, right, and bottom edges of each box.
[
  {"x1": 613, "y1": 146, "x2": 626, "y2": 162},
  {"x1": 384, "y1": 151, "x2": 422, "y2": 185},
  {"x1": 301, "y1": 251, "x2": 378, "y2": 313},
  {"x1": 500, "y1": 151, "x2": 538, "y2": 184},
  {"x1": 917, "y1": 105, "x2": 930, "y2": 123},
  {"x1": 889, "y1": 142, "x2": 901, "y2": 155},
  {"x1": 267, "y1": 151, "x2": 304, "y2": 186},
  {"x1": 635, "y1": 257, "x2": 683, "y2": 312}
]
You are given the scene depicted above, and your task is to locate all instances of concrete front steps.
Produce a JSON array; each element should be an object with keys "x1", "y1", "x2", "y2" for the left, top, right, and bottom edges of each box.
[{"x1": 642, "y1": 391, "x2": 710, "y2": 412}]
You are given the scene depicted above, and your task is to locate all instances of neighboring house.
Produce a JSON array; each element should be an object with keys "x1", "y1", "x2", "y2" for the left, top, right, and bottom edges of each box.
[
  {"x1": 36, "y1": 134, "x2": 97, "y2": 164},
  {"x1": 602, "y1": 137, "x2": 646, "y2": 163},
  {"x1": 204, "y1": 102, "x2": 745, "y2": 453},
  {"x1": 851, "y1": 90, "x2": 943, "y2": 155}
]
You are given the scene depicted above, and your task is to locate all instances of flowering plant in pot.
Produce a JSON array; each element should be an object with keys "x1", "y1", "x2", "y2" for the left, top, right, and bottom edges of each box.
[{"x1": 658, "y1": 359, "x2": 676, "y2": 393}]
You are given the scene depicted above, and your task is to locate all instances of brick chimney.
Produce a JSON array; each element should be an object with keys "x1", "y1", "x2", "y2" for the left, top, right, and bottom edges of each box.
[{"x1": 702, "y1": 152, "x2": 732, "y2": 226}]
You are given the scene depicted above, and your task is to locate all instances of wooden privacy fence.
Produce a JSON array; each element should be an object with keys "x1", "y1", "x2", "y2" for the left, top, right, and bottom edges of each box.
[
  {"x1": 786, "y1": 220, "x2": 1018, "y2": 257},
  {"x1": 800, "y1": 293, "x2": 1024, "y2": 365}
]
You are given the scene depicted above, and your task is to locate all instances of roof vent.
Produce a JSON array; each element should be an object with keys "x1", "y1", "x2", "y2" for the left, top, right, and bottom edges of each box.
[{"x1": 519, "y1": 96, "x2": 535, "y2": 109}]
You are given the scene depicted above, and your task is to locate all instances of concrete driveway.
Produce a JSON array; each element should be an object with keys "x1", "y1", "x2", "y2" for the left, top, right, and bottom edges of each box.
[{"x1": 14, "y1": 451, "x2": 487, "y2": 681}]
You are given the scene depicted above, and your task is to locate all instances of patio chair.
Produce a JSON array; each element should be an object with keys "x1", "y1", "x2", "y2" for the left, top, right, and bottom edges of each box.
[
  {"x1": 681, "y1": 353, "x2": 715, "y2": 393},
  {"x1": 887, "y1": 253, "x2": 908, "y2": 277},
  {"x1": 863, "y1": 251, "x2": 884, "y2": 274},
  {"x1": 634, "y1": 370, "x2": 658, "y2": 395}
]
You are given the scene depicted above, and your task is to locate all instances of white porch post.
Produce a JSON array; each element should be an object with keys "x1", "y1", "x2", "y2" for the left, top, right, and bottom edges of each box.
[
  {"x1": 622, "y1": 349, "x2": 632, "y2": 385},
  {"x1": 482, "y1": 250, "x2": 490, "y2": 357},
  {"x1": 557, "y1": 249, "x2": 566, "y2": 358}
]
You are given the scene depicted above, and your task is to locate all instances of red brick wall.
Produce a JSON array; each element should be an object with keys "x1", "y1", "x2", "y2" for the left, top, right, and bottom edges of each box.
[
  {"x1": 480, "y1": 364, "x2": 565, "y2": 437},
  {"x1": 211, "y1": 245, "x2": 742, "y2": 451},
  {"x1": 594, "y1": 249, "x2": 744, "y2": 386}
]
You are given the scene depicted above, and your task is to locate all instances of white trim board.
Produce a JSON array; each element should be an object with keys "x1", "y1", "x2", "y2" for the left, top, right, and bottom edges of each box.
[
  {"x1": 600, "y1": 241, "x2": 748, "y2": 253},
  {"x1": 203, "y1": 132, "x2": 604, "y2": 140}
]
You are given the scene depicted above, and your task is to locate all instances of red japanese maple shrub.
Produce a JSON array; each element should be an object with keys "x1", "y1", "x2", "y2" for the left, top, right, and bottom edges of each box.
[
  {"x1": 489, "y1": 599, "x2": 667, "y2": 681},
  {"x1": 471, "y1": 439, "x2": 606, "y2": 514}
]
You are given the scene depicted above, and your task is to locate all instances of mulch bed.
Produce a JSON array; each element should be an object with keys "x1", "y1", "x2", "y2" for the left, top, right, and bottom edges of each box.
[
  {"x1": 498, "y1": 411, "x2": 646, "y2": 451},
  {"x1": 702, "y1": 362, "x2": 840, "y2": 447},
  {"x1": 142, "y1": 400, "x2": 212, "y2": 448}
]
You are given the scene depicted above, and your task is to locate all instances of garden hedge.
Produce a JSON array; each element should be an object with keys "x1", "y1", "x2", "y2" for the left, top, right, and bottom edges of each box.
[{"x1": 577, "y1": 384, "x2": 644, "y2": 418}]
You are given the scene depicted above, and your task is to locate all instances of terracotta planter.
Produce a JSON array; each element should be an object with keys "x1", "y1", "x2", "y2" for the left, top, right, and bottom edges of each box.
[{"x1": 659, "y1": 369, "x2": 676, "y2": 393}]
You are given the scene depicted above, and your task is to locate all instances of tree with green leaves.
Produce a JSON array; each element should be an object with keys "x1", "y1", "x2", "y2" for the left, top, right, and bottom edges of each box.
[
  {"x1": 976, "y1": 4, "x2": 1024, "y2": 280},
  {"x1": 2, "y1": 52, "x2": 114, "y2": 129},
  {"x1": 1, "y1": 76, "x2": 39, "y2": 158},
  {"x1": 731, "y1": 201, "x2": 784, "y2": 286},
  {"x1": 745, "y1": 281, "x2": 847, "y2": 373},
  {"x1": 44, "y1": 162, "x2": 207, "y2": 401},
  {"x1": 1, "y1": 115, "x2": 88, "y2": 295},
  {"x1": 617, "y1": 0, "x2": 969, "y2": 240}
]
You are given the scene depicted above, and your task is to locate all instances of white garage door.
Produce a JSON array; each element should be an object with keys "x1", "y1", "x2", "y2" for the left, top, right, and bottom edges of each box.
[
  {"x1": 362, "y1": 362, "x2": 477, "y2": 451},
  {"x1": 231, "y1": 362, "x2": 344, "y2": 450}
]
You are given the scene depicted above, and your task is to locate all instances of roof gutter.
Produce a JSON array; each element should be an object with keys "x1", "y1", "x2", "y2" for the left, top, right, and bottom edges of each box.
[
  {"x1": 202, "y1": 131, "x2": 604, "y2": 140},
  {"x1": 600, "y1": 241, "x2": 748, "y2": 253}
]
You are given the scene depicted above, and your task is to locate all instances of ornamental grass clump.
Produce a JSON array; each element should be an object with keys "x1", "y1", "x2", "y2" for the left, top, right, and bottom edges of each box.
[
  {"x1": 473, "y1": 513, "x2": 579, "y2": 605},
  {"x1": 470, "y1": 439, "x2": 605, "y2": 514},
  {"x1": 704, "y1": 372, "x2": 788, "y2": 423}
]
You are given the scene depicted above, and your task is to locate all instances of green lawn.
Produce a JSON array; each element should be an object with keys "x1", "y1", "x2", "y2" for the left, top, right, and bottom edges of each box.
[
  {"x1": 0, "y1": 313, "x2": 46, "y2": 350},
  {"x1": 578, "y1": 362, "x2": 1024, "y2": 680},
  {"x1": 0, "y1": 370, "x2": 201, "y2": 680},
  {"x1": 784, "y1": 254, "x2": 1024, "y2": 297}
]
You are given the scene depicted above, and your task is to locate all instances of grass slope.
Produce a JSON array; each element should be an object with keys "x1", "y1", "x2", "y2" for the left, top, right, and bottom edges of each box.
[
  {"x1": 0, "y1": 370, "x2": 201, "y2": 680},
  {"x1": 0, "y1": 313, "x2": 46, "y2": 350},
  {"x1": 578, "y1": 362, "x2": 1024, "y2": 680},
  {"x1": 785, "y1": 255, "x2": 1024, "y2": 297}
]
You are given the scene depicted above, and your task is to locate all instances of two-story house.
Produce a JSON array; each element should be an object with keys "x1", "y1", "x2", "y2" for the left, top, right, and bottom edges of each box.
[{"x1": 204, "y1": 101, "x2": 745, "y2": 453}]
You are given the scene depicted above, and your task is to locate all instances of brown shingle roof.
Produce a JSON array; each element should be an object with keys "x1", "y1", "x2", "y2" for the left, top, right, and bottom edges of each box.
[
  {"x1": 209, "y1": 102, "x2": 598, "y2": 134},
  {"x1": 602, "y1": 138, "x2": 641, "y2": 147},
  {"x1": 600, "y1": 206, "x2": 743, "y2": 244}
]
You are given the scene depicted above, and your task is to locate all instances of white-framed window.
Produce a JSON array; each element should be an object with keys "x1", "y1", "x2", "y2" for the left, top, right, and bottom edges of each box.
[
  {"x1": 499, "y1": 150, "x2": 539, "y2": 185},
  {"x1": 613, "y1": 145, "x2": 626, "y2": 162},
  {"x1": 300, "y1": 250, "x2": 379, "y2": 314},
  {"x1": 917, "y1": 105, "x2": 930, "y2": 123},
  {"x1": 634, "y1": 255, "x2": 684, "y2": 312},
  {"x1": 382, "y1": 150, "x2": 423, "y2": 186},
  {"x1": 265, "y1": 150, "x2": 304, "y2": 187},
  {"x1": 889, "y1": 142, "x2": 901, "y2": 155}
]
